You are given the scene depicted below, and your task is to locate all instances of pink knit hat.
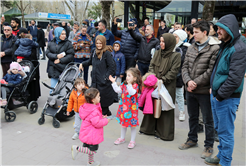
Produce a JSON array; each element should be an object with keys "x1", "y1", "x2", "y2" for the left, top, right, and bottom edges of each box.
[{"x1": 10, "y1": 62, "x2": 22, "y2": 71}]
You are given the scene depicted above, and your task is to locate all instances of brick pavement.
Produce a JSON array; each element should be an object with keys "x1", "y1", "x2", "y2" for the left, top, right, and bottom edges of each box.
[{"x1": 1, "y1": 60, "x2": 245, "y2": 166}]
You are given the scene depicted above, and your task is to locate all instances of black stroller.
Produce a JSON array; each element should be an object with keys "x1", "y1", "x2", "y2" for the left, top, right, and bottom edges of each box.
[
  {"x1": 1, "y1": 60, "x2": 39, "y2": 122},
  {"x1": 38, "y1": 62, "x2": 80, "y2": 128}
]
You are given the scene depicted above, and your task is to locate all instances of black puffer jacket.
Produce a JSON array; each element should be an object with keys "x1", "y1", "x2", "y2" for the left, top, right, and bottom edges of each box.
[
  {"x1": 175, "y1": 44, "x2": 188, "y2": 87},
  {"x1": 111, "y1": 24, "x2": 140, "y2": 60},
  {"x1": 129, "y1": 29, "x2": 159, "y2": 63},
  {"x1": 46, "y1": 38, "x2": 74, "y2": 78}
]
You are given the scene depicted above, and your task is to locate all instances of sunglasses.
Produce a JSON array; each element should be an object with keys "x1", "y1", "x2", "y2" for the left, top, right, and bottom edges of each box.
[{"x1": 4, "y1": 29, "x2": 11, "y2": 31}]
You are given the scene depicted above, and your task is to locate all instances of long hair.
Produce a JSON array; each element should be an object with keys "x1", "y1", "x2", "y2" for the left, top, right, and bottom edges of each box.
[{"x1": 123, "y1": 67, "x2": 142, "y2": 93}]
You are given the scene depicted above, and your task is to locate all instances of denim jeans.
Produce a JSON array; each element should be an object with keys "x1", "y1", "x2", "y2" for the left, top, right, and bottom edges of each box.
[
  {"x1": 186, "y1": 92, "x2": 214, "y2": 147},
  {"x1": 175, "y1": 87, "x2": 184, "y2": 112},
  {"x1": 137, "y1": 61, "x2": 150, "y2": 76},
  {"x1": 50, "y1": 78, "x2": 58, "y2": 94},
  {"x1": 74, "y1": 58, "x2": 89, "y2": 84},
  {"x1": 210, "y1": 94, "x2": 240, "y2": 166}
]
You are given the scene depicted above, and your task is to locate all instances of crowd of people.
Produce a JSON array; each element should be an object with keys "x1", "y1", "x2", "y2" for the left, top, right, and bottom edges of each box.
[{"x1": 1, "y1": 14, "x2": 246, "y2": 166}]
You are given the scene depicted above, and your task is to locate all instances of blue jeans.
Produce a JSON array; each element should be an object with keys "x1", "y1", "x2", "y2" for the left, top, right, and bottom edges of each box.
[
  {"x1": 176, "y1": 87, "x2": 184, "y2": 112},
  {"x1": 210, "y1": 94, "x2": 240, "y2": 166},
  {"x1": 186, "y1": 92, "x2": 214, "y2": 147},
  {"x1": 74, "y1": 58, "x2": 89, "y2": 84},
  {"x1": 50, "y1": 78, "x2": 58, "y2": 94},
  {"x1": 137, "y1": 61, "x2": 150, "y2": 76}
]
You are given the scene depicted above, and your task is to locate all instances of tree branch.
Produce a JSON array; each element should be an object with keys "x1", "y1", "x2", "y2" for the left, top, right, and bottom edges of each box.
[
  {"x1": 23, "y1": 4, "x2": 29, "y2": 11},
  {"x1": 64, "y1": 0, "x2": 74, "y2": 17}
]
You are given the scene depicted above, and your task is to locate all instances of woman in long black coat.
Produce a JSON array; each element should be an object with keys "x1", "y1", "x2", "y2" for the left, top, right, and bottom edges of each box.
[
  {"x1": 46, "y1": 27, "x2": 74, "y2": 91},
  {"x1": 79, "y1": 35, "x2": 117, "y2": 116},
  {"x1": 12, "y1": 28, "x2": 41, "y2": 102}
]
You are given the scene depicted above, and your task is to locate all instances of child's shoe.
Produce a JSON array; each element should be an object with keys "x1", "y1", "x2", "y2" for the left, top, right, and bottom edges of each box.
[
  {"x1": 114, "y1": 138, "x2": 125, "y2": 145},
  {"x1": 0, "y1": 99, "x2": 7, "y2": 106},
  {"x1": 71, "y1": 145, "x2": 79, "y2": 160},
  {"x1": 87, "y1": 161, "x2": 100, "y2": 166},
  {"x1": 128, "y1": 141, "x2": 136, "y2": 149},
  {"x1": 72, "y1": 133, "x2": 79, "y2": 140}
]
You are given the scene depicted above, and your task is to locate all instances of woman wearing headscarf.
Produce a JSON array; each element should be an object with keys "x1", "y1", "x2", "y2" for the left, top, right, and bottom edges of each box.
[
  {"x1": 12, "y1": 27, "x2": 41, "y2": 102},
  {"x1": 139, "y1": 33, "x2": 181, "y2": 141},
  {"x1": 46, "y1": 27, "x2": 74, "y2": 91},
  {"x1": 79, "y1": 35, "x2": 117, "y2": 116}
]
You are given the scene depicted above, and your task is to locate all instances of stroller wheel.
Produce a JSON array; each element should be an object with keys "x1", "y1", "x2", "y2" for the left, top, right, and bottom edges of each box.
[
  {"x1": 28, "y1": 101, "x2": 38, "y2": 114},
  {"x1": 5, "y1": 111, "x2": 16, "y2": 122},
  {"x1": 38, "y1": 117, "x2": 45, "y2": 125},
  {"x1": 53, "y1": 119, "x2": 60, "y2": 128}
]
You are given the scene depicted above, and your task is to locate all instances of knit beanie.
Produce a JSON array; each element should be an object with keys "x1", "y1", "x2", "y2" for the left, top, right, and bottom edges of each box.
[
  {"x1": 173, "y1": 30, "x2": 188, "y2": 47},
  {"x1": 10, "y1": 62, "x2": 22, "y2": 71}
]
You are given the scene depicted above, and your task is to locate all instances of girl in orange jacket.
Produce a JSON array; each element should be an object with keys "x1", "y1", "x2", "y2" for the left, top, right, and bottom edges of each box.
[{"x1": 67, "y1": 78, "x2": 88, "y2": 140}]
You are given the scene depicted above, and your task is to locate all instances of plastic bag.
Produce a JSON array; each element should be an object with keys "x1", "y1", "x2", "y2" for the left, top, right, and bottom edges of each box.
[{"x1": 151, "y1": 80, "x2": 175, "y2": 111}]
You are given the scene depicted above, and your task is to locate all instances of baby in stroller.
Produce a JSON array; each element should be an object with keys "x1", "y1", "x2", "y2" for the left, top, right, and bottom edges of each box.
[{"x1": 0, "y1": 62, "x2": 24, "y2": 106}]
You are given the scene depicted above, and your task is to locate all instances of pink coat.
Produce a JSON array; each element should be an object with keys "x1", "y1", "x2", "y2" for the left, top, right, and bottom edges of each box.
[
  {"x1": 79, "y1": 103, "x2": 108, "y2": 145},
  {"x1": 139, "y1": 75, "x2": 158, "y2": 114}
]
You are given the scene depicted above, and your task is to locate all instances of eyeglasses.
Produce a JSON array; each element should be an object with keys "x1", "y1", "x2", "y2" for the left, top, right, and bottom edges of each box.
[{"x1": 4, "y1": 29, "x2": 11, "y2": 31}]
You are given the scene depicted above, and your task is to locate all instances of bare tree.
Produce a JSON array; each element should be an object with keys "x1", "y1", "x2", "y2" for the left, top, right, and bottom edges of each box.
[
  {"x1": 202, "y1": 1, "x2": 216, "y2": 21},
  {"x1": 100, "y1": 1, "x2": 112, "y2": 30},
  {"x1": 14, "y1": 0, "x2": 29, "y2": 28}
]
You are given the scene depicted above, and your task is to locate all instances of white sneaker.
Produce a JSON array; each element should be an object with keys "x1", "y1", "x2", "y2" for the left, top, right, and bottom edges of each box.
[
  {"x1": 179, "y1": 111, "x2": 185, "y2": 121},
  {"x1": 87, "y1": 161, "x2": 100, "y2": 166},
  {"x1": 72, "y1": 133, "x2": 79, "y2": 140},
  {"x1": 71, "y1": 145, "x2": 79, "y2": 160}
]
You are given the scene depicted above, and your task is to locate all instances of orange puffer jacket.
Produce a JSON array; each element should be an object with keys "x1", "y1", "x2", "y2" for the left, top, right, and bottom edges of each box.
[{"x1": 67, "y1": 88, "x2": 87, "y2": 113}]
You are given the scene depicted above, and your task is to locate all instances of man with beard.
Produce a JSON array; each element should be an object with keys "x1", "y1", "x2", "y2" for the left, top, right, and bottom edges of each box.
[
  {"x1": 10, "y1": 18, "x2": 20, "y2": 36},
  {"x1": 89, "y1": 22, "x2": 98, "y2": 41},
  {"x1": 27, "y1": 20, "x2": 38, "y2": 42},
  {"x1": 91, "y1": 19, "x2": 115, "y2": 50},
  {"x1": 129, "y1": 25, "x2": 159, "y2": 76}
]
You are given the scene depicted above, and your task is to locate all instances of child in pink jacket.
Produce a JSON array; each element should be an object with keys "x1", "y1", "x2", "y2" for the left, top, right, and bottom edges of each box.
[
  {"x1": 139, "y1": 74, "x2": 158, "y2": 114},
  {"x1": 71, "y1": 88, "x2": 110, "y2": 166}
]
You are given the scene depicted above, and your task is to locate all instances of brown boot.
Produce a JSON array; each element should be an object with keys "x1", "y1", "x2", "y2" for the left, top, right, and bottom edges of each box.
[
  {"x1": 204, "y1": 156, "x2": 220, "y2": 165},
  {"x1": 201, "y1": 147, "x2": 213, "y2": 159},
  {"x1": 178, "y1": 139, "x2": 197, "y2": 150}
]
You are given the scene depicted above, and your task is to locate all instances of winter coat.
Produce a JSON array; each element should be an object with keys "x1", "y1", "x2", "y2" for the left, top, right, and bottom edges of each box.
[
  {"x1": 138, "y1": 75, "x2": 158, "y2": 114},
  {"x1": 72, "y1": 33, "x2": 93, "y2": 58},
  {"x1": 68, "y1": 30, "x2": 81, "y2": 43},
  {"x1": 92, "y1": 29, "x2": 115, "y2": 50},
  {"x1": 111, "y1": 24, "x2": 140, "y2": 60},
  {"x1": 182, "y1": 37, "x2": 220, "y2": 94},
  {"x1": 61, "y1": 24, "x2": 70, "y2": 38},
  {"x1": 27, "y1": 25, "x2": 38, "y2": 38},
  {"x1": 129, "y1": 29, "x2": 159, "y2": 64},
  {"x1": 1, "y1": 34, "x2": 17, "y2": 64},
  {"x1": 82, "y1": 50, "x2": 117, "y2": 107},
  {"x1": 46, "y1": 38, "x2": 74, "y2": 78},
  {"x1": 37, "y1": 28, "x2": 46, "y2": 47},
  {"x1": 111, "y1": 41, "x2": 125, "y2": 76},
  {"x1": 176, "y1": 44, "x2": 188, "y2": 87},
  {"x1": 157, "y1": 26, "x2": 170, "y2": 39},
  {"x1": 89, "y1": 27, "x2": 98, "y2": 40},
  {"x1": 2, "y1": 72, "x2": 22, "y2": 85},
  {"x1": 79, "y1": 103, "x2": 108, "y2": 145},
  {"x1": 67, "y1": 88, "x2": 88, "y2": 113},
  {"x1": 14, "y1": 38, "x2": 39, "y2": 57},
  {"x1": 211, "y1": 14, "x2": 246, "y2": 101}
]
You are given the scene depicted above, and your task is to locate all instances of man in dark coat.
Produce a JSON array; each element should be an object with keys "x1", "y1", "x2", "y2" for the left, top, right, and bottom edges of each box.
[
  {"x1": 111, "y1": 18, "x2": 140, "y2": 78},
  {"x1": 129, "y1": 25, "x2": 159, "y2": 76},
  {"x1": 27, "y1": 20, "x2": 38, "y2": 42},
  {"x1": 1, "y1": 26, "x2": 17, "y2": 76},
  {"x1": 37, "y1": 25, "x2": 46, "y2": 60}
]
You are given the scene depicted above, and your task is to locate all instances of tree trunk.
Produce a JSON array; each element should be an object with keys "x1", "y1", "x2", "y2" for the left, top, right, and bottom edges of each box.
[
  {"x1": 100, "y1": 1, "x2": 112, "y2": 30},
  {"x1": 20, "y1": 0, "x2": 26, "y2": 28},
  {"x1": 74, "y1": 0, "x2": 77, "y2": 21},
  {"x1": 202, "y1": 1, "x2": 215, "y2": 21},
  {"x1": 83, "y1": 0, "x2": 90, "y2": 21}
]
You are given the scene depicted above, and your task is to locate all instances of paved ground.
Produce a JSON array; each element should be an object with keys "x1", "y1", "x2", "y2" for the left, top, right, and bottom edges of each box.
[{"x1": 1, "y1": 60, "x2": 245, "y2": 166}]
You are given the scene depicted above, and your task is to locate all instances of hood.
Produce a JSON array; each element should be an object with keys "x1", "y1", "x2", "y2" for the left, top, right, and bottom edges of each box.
[
  {"x1": 215, "y1": 14, "x2": 240, "y2": 43},
  {"x1": 19, "y1": 38, "x2": 33, "y2": 46},
  {"x1": 85, "y1": 19, "x2": 90, "y2": 26},
  {"x1": 144, "y1": 74, "x2": 158, "y2": 87},
  {"x1": 113, "y1": 40, "x2": 122, "y2": 53},
  {"x1": 80, "y1": 103, "x2": 101, "y2": 120},
  {"x1": 208, "y1": 36, "x2": 221, "y2": 45}
]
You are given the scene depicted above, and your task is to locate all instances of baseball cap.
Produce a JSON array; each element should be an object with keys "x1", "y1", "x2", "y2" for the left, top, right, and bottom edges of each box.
[{"x1": 129, "y1": 18, "x2": 138, "y2": 25}]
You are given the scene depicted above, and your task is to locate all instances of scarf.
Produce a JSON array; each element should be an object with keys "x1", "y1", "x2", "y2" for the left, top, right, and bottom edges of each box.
[
  {"x1": 54, "y1": 27, "x2": 65, "y2": 43},
  {"x1": 151, "y1": 33, "x2": 176, "y2": 78},
  {"x1": 95, "y1": 35, "x2": 113, "y2": 59}
]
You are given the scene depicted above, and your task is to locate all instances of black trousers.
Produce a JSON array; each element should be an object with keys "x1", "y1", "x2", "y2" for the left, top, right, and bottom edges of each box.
[
  {"x1": 186, "y1": 92, "x2": 214, "y2": 147},
  {"x1": 102, "y1": 106, "x2": 112, "y2": 116}
]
